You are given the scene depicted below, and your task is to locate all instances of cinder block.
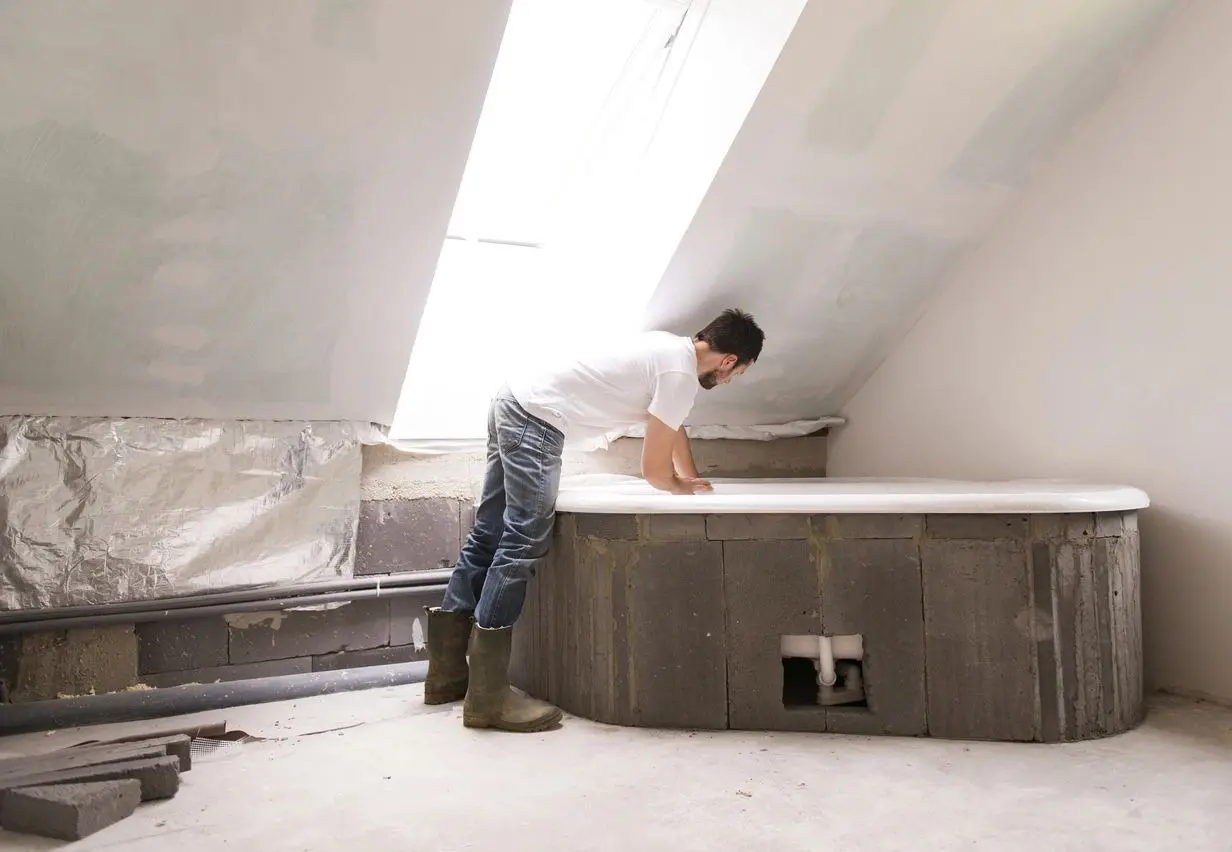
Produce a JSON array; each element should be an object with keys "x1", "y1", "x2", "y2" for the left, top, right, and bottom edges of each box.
[
  {"x1": 820, "y1": 514, "x2": 922, "y2": 540},
  {"x1": 1098, "y1": 532, "x2": 1144, "y2": 734},
  {"x1": 0, "y1": 636, "x2": 18, "y2": 702},
  {"x1": 706, "y1": 513, "x2": 810, "y2": 540},
  {"x1": 0, "y1": 736, "x2": 190, "y2": 782},
  {"x1": 628, "y1": 540, "x2": 726, "y2": 729},
  {"x1": 644, "y1": 514, "x2": 706, "y2": 540},
  {"x1": 459, "y1": 501, "x2": 477, "y2": 549},
  {"x1": 140, "y1": 657, "x2": 312, "y2": 688},
  {"x1": 574, "y1": 513, "x2": 639, "y2": 540},
  {"x1": 131, "y1": 735, "x2": 192, "y2": 772},
  {"x1": 1094, "y1": 511, "x2": 1137, "y2": 538},
  {"x1": 0, "y1": 755, "x2": 181, "y2": 801},
  {"x1": 136, "y1": 616, "x2": 229, "y2": 675},
  {"x1": 724, "y1": 539, "x2": 823, "y2": 733},
  {"x1": 922, "y1": 538, "x2": 1035, "y2": 741},
  {"x1": 1040, "y1": 533, "x2": 1144, "y2": 743},
  {"x1": 1031, "y1": 542, "x2": 1061, "y2": 744},
  {"x1": 357, "y1": 498, "x2": 462, "y2": 575},
  {"x1": 227, "y1": 599, "x2": 390, "y2": 664},
  {"x1": 0, "y1": 780, "x2": 141, "y2": 841},
  {"x1": 1030, "y1": 513, "x2": 1095, "y2": 541},
  {"x1": 927, "y1": 515, "x2": 1028, "y2": 540},
  {"x1": 313, "y1": 644, "x2": 424, "y2": 671},
  {"x1": 510, "y1": 526, "x2": 585, "y2": 710},
  {"x1": 389, "y1": 588, "x2": 445, "y2": 647},
  {"x1": 14, "y1": 626, "x2": 138, "y2": 702},
  {"x1": 822, "y1": 539, "x2": 926, "y2": 736}
]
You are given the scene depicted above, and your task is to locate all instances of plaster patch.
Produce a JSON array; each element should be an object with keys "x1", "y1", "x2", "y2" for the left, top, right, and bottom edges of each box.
[
  {"x1": 225, "y1": 611, "x2": 286, "y2": 630},
  {"x1": 949, "y1": 0, "x2": 1176, "y2": 187},
  {"x1": 830, "y1": 224, "x2": 962, "y2": 308},
  {"x1": 150, "y1": 258, "x2": 212, "y2": 290},
  {"x1": 715, "y1": 209, "x2": 856, "y2": 302},
  {"x1": 146, "y1": 361, "x2": 207, "y2": 386},
  {"x1": 152, "y1": 325, "x2": 211, "y2": 351},
  {"x1": 806, "y1": 0, "x2": 952, "y2": 152},
  {"x1": 313, "y1": 0, "x2": 379, "y2": 55}
]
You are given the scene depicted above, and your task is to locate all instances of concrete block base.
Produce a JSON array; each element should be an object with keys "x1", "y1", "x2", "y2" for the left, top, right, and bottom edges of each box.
[{"x1": 510, "y1": 511, "x2": 1144, "y2": 743}]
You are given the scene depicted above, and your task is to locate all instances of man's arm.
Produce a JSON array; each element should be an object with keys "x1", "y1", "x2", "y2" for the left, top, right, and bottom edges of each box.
[
  {"x1": 673, "y1": 427, "x2": 701, "y2": 480},
  {"x1": 643, "y1": 415, "x2": 711, "y2": 494}
]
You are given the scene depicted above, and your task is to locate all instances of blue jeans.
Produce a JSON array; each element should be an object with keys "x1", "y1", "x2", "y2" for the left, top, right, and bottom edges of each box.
[{"x1": 441, "y1": 388, "x2": 565, "y2": 629}]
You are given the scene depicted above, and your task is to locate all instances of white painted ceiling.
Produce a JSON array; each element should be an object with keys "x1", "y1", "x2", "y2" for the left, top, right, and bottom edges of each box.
[
  {"x1": 0, "y1": 0, "x2": 511, "y2": 423},
  {"x1": 644, "y1": 0, "x2": 1178, "y2": 427}
]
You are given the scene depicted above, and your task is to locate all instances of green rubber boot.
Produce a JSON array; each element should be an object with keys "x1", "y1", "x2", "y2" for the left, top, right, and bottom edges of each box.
[
  {"x1": 423, "y1": 607, "x2": 473, "y2": 705},
  {"x1": 463, "y1": 625, "x2": 562, "y2": 732}
]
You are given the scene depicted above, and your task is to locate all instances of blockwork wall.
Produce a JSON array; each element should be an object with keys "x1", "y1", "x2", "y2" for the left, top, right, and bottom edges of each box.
[{"x1": 511, "y1": 510, "x2": 1144, "y2": 742}]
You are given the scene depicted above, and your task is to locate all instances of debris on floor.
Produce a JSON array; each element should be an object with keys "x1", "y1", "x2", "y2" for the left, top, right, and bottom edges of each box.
[{"x1": 0, "y1": 729, "x2": 193, "y2": 840}]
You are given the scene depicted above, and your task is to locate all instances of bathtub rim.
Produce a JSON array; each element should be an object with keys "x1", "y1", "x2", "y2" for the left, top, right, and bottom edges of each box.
[{"x1": 553, "y1": 474, "x2": 1150, "y2": 515}]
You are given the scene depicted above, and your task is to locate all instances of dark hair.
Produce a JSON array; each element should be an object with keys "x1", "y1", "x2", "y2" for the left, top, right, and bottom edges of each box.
[{"x1": 694, "y1": 308, "x2": 764, "y2": 366}]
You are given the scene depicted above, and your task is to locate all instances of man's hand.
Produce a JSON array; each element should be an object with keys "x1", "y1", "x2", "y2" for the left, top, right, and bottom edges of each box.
[{"x1": 671, "y1": 476, "x2": 713, "y2": 495}]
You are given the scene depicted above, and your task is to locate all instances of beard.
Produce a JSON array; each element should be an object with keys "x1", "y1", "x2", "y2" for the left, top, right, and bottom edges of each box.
[{"x1": 698, "y1": 371, "x2": 719, "y2": 390}]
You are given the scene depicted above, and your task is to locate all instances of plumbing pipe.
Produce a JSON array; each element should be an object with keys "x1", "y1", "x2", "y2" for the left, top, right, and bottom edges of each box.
[
  {"x1": 779, "y1": 634, "x2": 865, "y2": 661},
  {"x1": 0, "y1": 570, "x2": 454, "y2": 627},
  {"x1": 0, "y1": 583, "x2": 448, "y2": 636},
  {"x1": 0, "y1": 661, "x2": 429, "y2": 736},
  {"x1": 830, "y1": 634, "x2": 864, "y2": 661},
  {"x1": 780, "y1": 635, "x2": 813, "y2": 658},
  {"x1": 816, "y1": 635, "x2": 836, "y2": 686}
]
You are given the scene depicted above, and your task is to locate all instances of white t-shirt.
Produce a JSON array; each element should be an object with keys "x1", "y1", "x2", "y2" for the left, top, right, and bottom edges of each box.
[{"x1": 507, "y1": 331, "x2": 699, "y2": 450}]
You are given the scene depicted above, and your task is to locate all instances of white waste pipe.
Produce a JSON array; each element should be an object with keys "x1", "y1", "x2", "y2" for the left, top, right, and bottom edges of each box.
[
  {"x1": 779, "y1": 634, "x2": 864, "y2": 661},
  {"x1": 830, "y1": 634, "x2": 864, "y2": 661},
  {"x1": 817, "y1": 635, "x2": 836, "y2": 686}
]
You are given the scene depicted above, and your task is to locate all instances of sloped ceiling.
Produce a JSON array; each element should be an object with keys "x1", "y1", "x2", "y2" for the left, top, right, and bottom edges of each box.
[
  {"x1": 0, "y1": 0, "x2": 511, "y2": 423},
  {"x1": 644, "y1": 0, "x2": 1178, "y2": 427}
]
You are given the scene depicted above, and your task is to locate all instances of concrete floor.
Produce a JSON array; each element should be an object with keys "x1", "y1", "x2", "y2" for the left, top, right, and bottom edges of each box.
[{"x1": 1, "y1": 688, "x2": 1230, "y2": 851}]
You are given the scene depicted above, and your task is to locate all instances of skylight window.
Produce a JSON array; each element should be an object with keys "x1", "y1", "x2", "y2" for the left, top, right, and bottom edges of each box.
[
  {"x1": 391, "y1": 0, "x2": 694, "y2": 440},
  {"x1": 390, "y1": 0, "x2": 805, "y2": 442}
]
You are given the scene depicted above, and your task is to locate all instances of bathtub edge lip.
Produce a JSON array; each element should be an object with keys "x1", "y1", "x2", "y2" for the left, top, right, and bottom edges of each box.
[{"x1": 553, "y1": 477, "x2": 1151, "y2": 515}]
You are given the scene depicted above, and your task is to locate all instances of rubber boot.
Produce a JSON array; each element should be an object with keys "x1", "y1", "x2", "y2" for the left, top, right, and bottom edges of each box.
[
  {"x1": 423, "y1": 607, "x2": 473, "y2": 705},
  {"x1": 463, "y1": 625, "x2": 562, "y2": 732}
]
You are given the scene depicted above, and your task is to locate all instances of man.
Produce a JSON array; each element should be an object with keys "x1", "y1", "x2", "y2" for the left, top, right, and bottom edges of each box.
[{"x1": 422, "y1": 308, "x2": 765, "y2": 732}]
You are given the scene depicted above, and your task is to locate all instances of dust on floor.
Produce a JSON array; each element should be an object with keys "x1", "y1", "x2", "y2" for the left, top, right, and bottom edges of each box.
[{"x1": 1, "y1": 689, "x2": 1230, "y2": 851}]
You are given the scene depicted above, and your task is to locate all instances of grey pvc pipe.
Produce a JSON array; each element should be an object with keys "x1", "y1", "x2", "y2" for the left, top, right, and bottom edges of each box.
[
  {"x1": 0, "y1": 583, "x2": 449, "y2": 636},
  {"x1": 0, "y1": 661, "x2": 429, "y2": 736},
  {"x1": 0, "y1": 570, "x2": 455, "y2": 627}
]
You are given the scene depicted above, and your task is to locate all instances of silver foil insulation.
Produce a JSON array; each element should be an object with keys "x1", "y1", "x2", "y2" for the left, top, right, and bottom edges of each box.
[{"x1": 0, "y1": 417, "x2": 363, "y2": 611}]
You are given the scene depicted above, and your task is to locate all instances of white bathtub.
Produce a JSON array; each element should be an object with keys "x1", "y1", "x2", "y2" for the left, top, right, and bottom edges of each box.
[{"x1": 553, "y1": 474, "x2": 1150, "y2": 515}]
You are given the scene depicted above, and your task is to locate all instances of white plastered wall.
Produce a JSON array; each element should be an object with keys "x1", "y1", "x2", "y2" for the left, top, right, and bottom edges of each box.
[
  {"x1": 641, "y1": 0, "x2": 1177, "y2": 428},
  {"x1": 829, "y1": 0, "x2": 1232, "y2": 704},
  {"x1": 0, "y1": 0, "x2": 511, "y2": 424}
]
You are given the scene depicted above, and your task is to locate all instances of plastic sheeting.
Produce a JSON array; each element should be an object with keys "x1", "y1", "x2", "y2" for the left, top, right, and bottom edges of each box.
[{"x1": 0, "y1": 417, "x2": 364, "y2": 612}]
